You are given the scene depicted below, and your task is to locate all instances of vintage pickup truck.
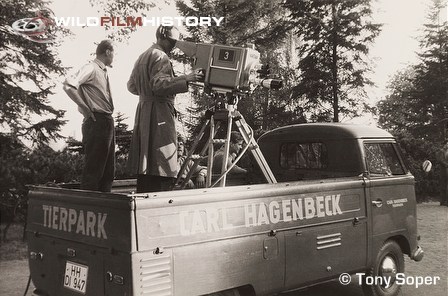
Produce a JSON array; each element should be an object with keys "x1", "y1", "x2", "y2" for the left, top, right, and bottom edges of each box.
[{"x1": 26, "y1": 123, "x2": 423, "y2": 296}]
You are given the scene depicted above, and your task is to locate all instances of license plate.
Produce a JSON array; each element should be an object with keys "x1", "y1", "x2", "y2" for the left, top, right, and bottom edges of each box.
[{"x1": 64, "y1": 261, "x2": 88, "y2": 294}]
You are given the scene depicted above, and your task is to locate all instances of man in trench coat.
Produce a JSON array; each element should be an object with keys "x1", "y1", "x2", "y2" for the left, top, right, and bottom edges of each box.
[{"x1": 127, "y1": 25, "x2": 203, "y2": 192}]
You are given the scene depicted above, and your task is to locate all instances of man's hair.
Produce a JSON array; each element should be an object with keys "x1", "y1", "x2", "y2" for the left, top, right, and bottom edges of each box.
[
  {"x1": 230, "y1": 131, "x2": 244, "y2": 144},
  {"x1": 96, "y1": 40, "x2": 114, "y2": 55},
  {"x1": 156, "y1": 25, "x2": 178, "y2": 40}
]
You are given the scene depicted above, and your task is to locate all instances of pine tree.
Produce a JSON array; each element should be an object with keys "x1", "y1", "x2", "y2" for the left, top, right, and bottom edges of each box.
[
  {"x1": 0, "y1": 0, "x2": 67, "y2": 145},
  {"x1": 114, "y1": 112, "x2": 132, "y2": 158},
  {"x1": 377, "y1": 0, "x2": 448, "y2": 202},
  {"x1": 176, "y1": 0, "x2": 289, "y2": 46},
  {"x1": 379, "y1": 0, "x2": 448, "y2": 141},
  {"x1": 413, "y1": 0, "x2": 448, "y2": 139},
  {"x1": 0, "y1": 0, "x2": 73, "y2": 228},
  {"x1": 284, "y1": 0, "x2": 381, "y2": 122},
  {"x1": 65, "y1": 136, "x2": 83, "y2": 154}
]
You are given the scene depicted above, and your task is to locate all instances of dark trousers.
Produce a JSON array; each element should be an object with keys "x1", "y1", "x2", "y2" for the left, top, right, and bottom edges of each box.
[
  {"x1": 136, "y1": 175, "x2": 174, "y2": 193},
  {"x1": 81, "y1": 113, "x2": 115, "y2": 192}
]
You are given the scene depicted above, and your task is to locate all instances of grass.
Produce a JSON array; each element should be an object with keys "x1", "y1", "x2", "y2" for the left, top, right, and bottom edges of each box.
[{"x1": 0, "y1": 223, "x2": 28, "y2": 261}]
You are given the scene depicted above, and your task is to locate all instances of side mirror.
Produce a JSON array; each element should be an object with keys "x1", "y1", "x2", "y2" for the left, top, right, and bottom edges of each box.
[{"x1": 422, "y1": 160, "x2": 432, "y2": 173}]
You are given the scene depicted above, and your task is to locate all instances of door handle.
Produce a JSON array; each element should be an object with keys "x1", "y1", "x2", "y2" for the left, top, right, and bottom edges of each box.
[{"x1": 371, "y1": 199, "x2": 383, "y2": 208}]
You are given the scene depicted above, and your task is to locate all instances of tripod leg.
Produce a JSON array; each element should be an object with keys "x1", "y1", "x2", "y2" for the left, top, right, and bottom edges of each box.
[
  {"x1": 179, "y1": 120, "x2": 222, "y2": 189},
  {"x1": 206, "y1": 116, "x2": 216, "y2": 188},
  {"x1": 176, "y1": 118, "x2": 210, "y2": 187},
  {"x1": 235, "y1": 116, "x2": 277, "y2": 184},
  {"x1": 218, "y1": 112, "x2": 233, "y2": 187}
]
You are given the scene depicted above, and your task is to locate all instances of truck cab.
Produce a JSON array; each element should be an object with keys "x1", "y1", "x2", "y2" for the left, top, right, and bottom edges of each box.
[
  {"x1": 258, "y1": 123, "x2": 423, "y2": 294},
  {"x1": 26, "y1": 123, "x2": 423, "y2": 296}
]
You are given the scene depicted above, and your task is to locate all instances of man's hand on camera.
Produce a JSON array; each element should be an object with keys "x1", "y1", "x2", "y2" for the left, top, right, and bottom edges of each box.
[{"x1": 186, "y1": 68, "x2": 205, "y2": 83}]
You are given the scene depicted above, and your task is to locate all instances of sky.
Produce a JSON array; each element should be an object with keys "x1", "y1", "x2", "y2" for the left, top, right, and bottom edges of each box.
[
  {"x1": 368, "y1": 0, "x2": 430, "y2": 101},
  {"x1": 39, "y1": 0, "x2": 435, "y2": 148}
]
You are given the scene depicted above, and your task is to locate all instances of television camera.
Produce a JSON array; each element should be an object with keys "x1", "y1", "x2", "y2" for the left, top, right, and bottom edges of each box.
[
  {"x1": 174, "y1": 40, "x2": 281, "y2": 189},
  {"x1": 175, "y1": 40, "x2": 283, "y2": 95}
]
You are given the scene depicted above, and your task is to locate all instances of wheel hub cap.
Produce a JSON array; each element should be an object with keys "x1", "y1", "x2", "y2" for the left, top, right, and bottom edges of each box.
[{"x1": 380, "y1": 255, "x2": 398, "y2": 288}]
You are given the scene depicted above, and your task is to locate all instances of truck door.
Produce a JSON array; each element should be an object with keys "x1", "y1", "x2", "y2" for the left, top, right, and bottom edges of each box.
[
  {"x1": 363, "y1": 141, "x2": 416, "y2": 243},
  {"x1": 284, "y1": 180, "x2": 368, "y2": 289}
]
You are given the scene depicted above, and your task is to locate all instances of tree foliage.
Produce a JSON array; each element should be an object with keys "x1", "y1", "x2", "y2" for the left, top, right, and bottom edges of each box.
[
  {"x1": 379, "y1": 0, "x2": 448, "y2": 140},
  {"x1": 176, "y1": 0, "x2": 303, "y2": 135},
  {"x1": 377, "y1": 68, "x2": 422, "y2": 133},
  {"x1": 284, "y1": 0, "x2": 381, "y2": 122},
  {"x1": 1, "y1": 0, "x2": 72, "y2": 229},
  {"x1": 0, "y1": 0, "x2": 68, "y2": 145},
  {"x1": 378, "y1": 0, "x2": 448, "y2": 143},
  {"x1": 115, "y1": 112, "x2": 132, "y2": 158},
  {"x1": 176, "y1": 0, "x2": 289, "y2": 46},
  {"x1": 88, "y1": 0, "x2": 158, "y2": 41},
  {"x1": 114, "y1": 112, "x2": 133, "y2": 178},
  {"x1": 413, "y1": 0, "x2": 448, "y2": 139},
  {"x1": 0, "y1": 134, "x2": 84, "y2": 225},
  {"x1": 377, "y1": 0, "x2": 448, "y2": 201}
]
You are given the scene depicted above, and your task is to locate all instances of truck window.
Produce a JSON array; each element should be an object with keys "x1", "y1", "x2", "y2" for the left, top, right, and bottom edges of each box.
[
  {"x1": 364, "y1": 143, "x2": 405, "y2": 176},
  {"x1": 280, "y1": 142, "x2": 328, "y2": 169}
]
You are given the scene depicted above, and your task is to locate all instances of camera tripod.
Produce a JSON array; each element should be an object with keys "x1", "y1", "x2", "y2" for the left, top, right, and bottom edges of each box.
[{"x1": 175, "y1": 95, "x2": 277, "y2": 189}]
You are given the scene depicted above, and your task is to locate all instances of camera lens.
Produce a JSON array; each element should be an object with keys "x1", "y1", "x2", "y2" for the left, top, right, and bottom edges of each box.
[{"x1": 261, "y1": 79, "x2": 283, "y2": 90}]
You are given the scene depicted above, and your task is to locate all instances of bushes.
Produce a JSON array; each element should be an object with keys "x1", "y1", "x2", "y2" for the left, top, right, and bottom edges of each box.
[
  {"x1": 394, "y1": 131, "x2": 442, "y2": 202},
  {"x1": 0, "y1": 135, "x2": 83, "y2": 232}
]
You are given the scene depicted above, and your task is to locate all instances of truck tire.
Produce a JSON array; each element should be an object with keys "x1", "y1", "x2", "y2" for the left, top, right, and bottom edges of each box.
[{"x1": 362, "y1": 240, "x2": 404, "y2": 296}]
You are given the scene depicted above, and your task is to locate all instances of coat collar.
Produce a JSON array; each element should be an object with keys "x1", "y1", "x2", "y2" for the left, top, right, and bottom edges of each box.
[
  {"x1": 153, "y1": 43, "x2": 169, "y2": 55},
  {"x1": 94, "y1": 58, "x2": 107, "y2": 70}
]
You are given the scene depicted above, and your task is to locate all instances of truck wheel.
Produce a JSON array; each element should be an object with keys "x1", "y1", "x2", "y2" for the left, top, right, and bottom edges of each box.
[{"x1": 362, "y1": 240, "x2": 404, "y2": 296}]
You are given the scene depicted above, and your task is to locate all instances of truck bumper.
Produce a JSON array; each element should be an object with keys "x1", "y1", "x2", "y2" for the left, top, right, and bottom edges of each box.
[{"x1": 411, "y1": 246, "x2": 424, "y2": 262}]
